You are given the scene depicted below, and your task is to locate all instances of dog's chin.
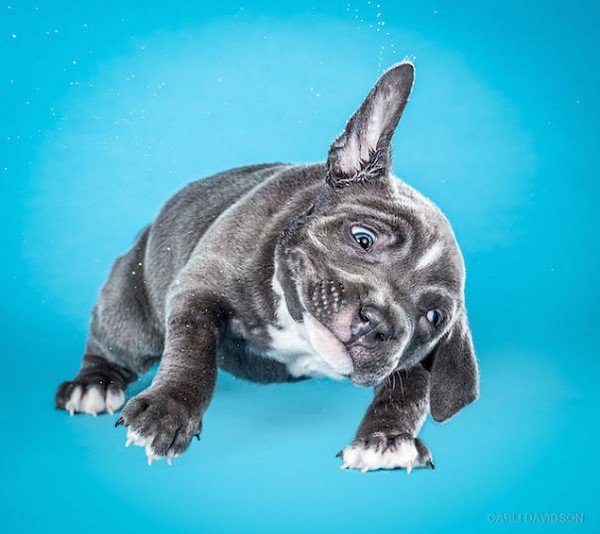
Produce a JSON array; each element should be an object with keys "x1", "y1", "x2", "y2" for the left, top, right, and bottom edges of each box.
[
  {"x1": 348, "y1": 375, "x2": 381, "y2": 388},
  {"x1": 346, "y1": 347, "x2": 398, "y2": 387},
  {"x1": 348, "y1": 364, "x2": 392, "y2": 387}
]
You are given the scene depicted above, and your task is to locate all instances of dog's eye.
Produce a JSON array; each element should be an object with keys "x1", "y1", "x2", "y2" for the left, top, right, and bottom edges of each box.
[
  {"x1": 425, "y1": 310, "x2": 443, "y2": 327},
  {"x1": 351, "y1": 226, "x2": 375, "y2": 250}
]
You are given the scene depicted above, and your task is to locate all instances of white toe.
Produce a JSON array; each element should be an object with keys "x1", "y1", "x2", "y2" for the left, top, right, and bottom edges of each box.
[
  {"x1": 393, "y1": 439, "x2": 418, "y2": 468},
  {"x1": 145, "y1": 444, "x2": 162, "y2": 466},
  {"x1": 79, "y1": 386, "x2": 106, "y2": 416},
  {"x1": 126, "y1": 427, "x2": 151, "y2": 448},
  {"x1": 65, "y1": 386, "x2": 82, "y2": 416},
  {"x1": 124, "y1": 427, "x2": 178, "y2": 466},
  {"x1": 105, "y1": 388, "x2": 125, "y2": 414},
  {"x1": 340, "y1": 436, "x2": 424, "y2": 473},
  {"x1": 63, "y1": 383, "x2": 126, "y2": 416},
  {"x1": 343, "y1": 445, "x2": 360, "y2": 466},
  {"x1": 126, "y1": 427, "x2": 162, "y2": 464}
]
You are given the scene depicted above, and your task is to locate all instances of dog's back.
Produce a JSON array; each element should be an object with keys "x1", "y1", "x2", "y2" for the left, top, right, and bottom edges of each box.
[{"x1": 143, "y1": 163, "x2": 289, "y2": 312}]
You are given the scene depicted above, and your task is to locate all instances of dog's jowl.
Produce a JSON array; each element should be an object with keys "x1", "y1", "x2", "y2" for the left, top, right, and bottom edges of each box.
[{"x1": 55, "y1": 62, "x2": 479, "y2": 472}]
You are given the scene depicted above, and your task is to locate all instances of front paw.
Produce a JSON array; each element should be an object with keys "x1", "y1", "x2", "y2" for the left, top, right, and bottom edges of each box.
[
  {"x1": 337, "y1": 432, "x2": 434, "y2": 473},
  {"x1": 116, "y1": 388, "x2": 201, "y2": 465}
]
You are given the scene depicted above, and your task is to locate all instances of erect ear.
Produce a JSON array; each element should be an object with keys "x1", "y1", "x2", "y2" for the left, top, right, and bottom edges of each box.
[
  {"x1": 427, "y1": 313, "x2": 479, "y2": 423},
  {"x1": 326, "y1": 62, "x2": 414, "y2": 187}
]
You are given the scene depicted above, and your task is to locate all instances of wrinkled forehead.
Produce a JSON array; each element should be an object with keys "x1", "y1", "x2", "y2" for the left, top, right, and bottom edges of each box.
[{"x1": 315, "y1": 177, "x2": 466, "y2": 292}]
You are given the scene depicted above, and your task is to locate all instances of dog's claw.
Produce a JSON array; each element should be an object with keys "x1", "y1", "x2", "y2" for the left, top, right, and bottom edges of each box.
[
  {"x1": 335, "y1": 450, "x2": 343, "y2": 458},
  {"x1": 194, "y1": 433, "x2": 200, "y2": 441},
  {"x1": 146, "y1": 448, "x2": 155, "y2": 466},
  {"x1": 125, "y1": 437, "x2": 134, "y2": 448},
  {"x1": 427, "y1": 460, "x2": 435, "y2": 470},
  {"x1": 115, "y1": 416, "x2": 124, "y2": 427},
  {"x1": 406, "y1": 465, "x2": 413, "y2": 475}
]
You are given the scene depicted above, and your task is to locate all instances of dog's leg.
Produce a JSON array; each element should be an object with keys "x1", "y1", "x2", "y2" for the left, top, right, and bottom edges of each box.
[
  {"x1": 55, "y1": 226, "x2": 162, "y2": 416},
  {"x1": 117, "y1": 291, "x2": 221, "y2": 464},
  {"x1": 338, "y1": 364, "x2": 433, "y2": 473}
]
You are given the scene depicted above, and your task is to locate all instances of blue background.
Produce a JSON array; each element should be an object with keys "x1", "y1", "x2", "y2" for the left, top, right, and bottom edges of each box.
[{"x1": 1, "y1": 1, "x2": 598, "y2": 532}]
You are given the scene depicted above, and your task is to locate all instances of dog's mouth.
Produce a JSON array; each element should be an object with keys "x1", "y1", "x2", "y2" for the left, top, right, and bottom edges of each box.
[
  {"x1": 303, "y1": 314, "x2": 354, "y2": 377},
  {"x1": 300, "y1": 301, "x2": 399, "y2": 387},
  {"x1": 302, "y1": 316, "x2": 391, "y2": 387}
]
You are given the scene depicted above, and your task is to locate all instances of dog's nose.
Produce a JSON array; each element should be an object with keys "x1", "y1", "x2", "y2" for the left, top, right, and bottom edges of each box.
[{"x1": 350, "y1": 306, "x2": 394, "y2": 348}]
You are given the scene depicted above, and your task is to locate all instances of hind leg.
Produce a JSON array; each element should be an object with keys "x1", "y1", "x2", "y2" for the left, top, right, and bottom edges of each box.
[{"x1": 55, "y1": 227, "x2": 164, "y2": 416}]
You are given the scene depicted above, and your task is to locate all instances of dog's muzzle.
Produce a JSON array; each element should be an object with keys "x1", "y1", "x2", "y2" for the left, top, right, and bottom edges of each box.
[{"x1": 346, "y1": 305, "x2": 394, "y2": 350}]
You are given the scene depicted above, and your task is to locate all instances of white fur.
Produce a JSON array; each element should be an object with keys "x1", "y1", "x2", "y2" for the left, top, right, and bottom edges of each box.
[
  {"x1": 64, "y1": 385, "x2": 125, "y2": 416},
  {"x1": 64, "y1": 386, "x2": 82, "y2": 416},
  {"x1": 124, "y1": 427, "x2": 176, "y2": 466},
  {"x1": 80, "y1": 386, "x2": 105, "y2": 415},
  {"x1": 416, "y1": 241, "x2": 443, "y2": 270},
  {"x1": 287, "y1": 353, "x2": 343, "y2": 378},
  {"x1": 266, "y1": 276, "x2": 353, "y2": 380},
  {"x1": 106, "y1": 388, "x2": 126, "y2": 413},
  {"x1": 340, "y1": 436, "x2": 426, "y2": 473}
]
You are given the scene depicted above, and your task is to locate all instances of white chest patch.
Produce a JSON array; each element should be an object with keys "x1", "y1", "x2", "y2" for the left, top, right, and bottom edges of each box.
[{"x1": 266, "y1": 278, "x2": 350, "y2": 380}]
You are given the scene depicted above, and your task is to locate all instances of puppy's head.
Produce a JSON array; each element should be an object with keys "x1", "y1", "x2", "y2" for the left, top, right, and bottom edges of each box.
[{"x1": 276, "y1": 62, "x2": 478, "y2": 422}]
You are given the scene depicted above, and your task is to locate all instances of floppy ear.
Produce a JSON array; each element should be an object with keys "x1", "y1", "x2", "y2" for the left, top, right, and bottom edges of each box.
[
  {"x1": 326, "y1": 62, "x2": 414, "y2": 187},
  {"x1": 428, "y1": 314, "x2": 479, "y2": 423}
]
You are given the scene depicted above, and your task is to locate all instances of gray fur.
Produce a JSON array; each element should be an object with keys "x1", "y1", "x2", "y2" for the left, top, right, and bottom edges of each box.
[{"x1": 55, "y1": 62, "x2": 478, "y2": 469}]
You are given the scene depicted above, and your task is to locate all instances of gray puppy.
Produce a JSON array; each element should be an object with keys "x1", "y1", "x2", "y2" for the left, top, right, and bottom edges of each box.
[{"x1": 56, "y1": 62, "x2": 478, "y2": 472}]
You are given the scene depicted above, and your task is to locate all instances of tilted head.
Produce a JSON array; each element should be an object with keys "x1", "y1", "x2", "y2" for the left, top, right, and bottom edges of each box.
[{"x1": 276, "y1": 62, "x2": 478, "y2": 422}]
